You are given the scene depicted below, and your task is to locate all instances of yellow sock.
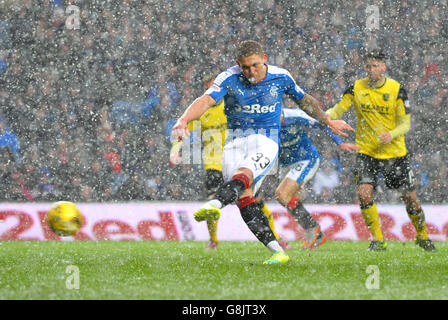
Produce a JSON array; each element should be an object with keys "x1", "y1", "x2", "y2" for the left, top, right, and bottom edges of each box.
[
  {"x1": 207, "y1": 219, "x2": 219, "y2": 243},
  {"x1": 361, "y1": 202, "x2": 383, "y2": 241},
  {"x1": 261, "y1": 203, "x2": 279, "y2": 240},
  {"x1": 408, "y1": 209, "x2": 428, "y2": 240}
]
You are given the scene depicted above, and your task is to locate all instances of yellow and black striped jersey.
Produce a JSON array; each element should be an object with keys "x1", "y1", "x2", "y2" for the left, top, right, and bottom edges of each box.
[{"x1": 326, "y1": 77, "x2": 410, "y2": 159}]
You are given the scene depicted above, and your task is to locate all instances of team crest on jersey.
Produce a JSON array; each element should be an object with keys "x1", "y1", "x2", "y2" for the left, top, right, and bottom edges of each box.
[
  {"x1": 383, "y1": 93, "x2": 390, "y2": 101},
  {"x1": 270, "y1": 86, "x2": 278, "y2": 98}
]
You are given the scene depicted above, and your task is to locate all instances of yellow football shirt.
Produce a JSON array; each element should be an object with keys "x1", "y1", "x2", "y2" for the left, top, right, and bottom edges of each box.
[
  {"x1": 326, "y1": 77, "x2": 410, "y2": 159},
  {"x1": 173, "y1": 99, "x2": 227, "y2": 171}
]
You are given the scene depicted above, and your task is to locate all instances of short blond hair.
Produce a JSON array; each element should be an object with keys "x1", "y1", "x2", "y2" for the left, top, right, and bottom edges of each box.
[{"x1": 236, "y1": 40, "x2": 264, "y2": 60}]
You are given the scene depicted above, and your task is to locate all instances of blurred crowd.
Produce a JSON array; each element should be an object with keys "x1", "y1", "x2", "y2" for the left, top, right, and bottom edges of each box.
[{"x1": 0, "y1": 0, "x2": 446, "y2": 204}]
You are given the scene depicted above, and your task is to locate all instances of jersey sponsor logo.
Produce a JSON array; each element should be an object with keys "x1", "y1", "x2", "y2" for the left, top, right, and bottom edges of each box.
[
  {"x1": 360, "y1": 103, "x2": 390, "y2": 114},
  {"x1": 210, "y1": 84, "x2": 221, "y2": 92},
  {"x1": 234, "y1": 102, "x2": 279, "y2": 114}
]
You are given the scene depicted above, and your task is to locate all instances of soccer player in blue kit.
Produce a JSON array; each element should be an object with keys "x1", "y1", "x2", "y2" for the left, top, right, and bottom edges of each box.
[
  {"x1": 276, "y1": 107, "x2": 359, "y2": 250},
  {"x1": 171, "y1": 40, "x2": 353, "y2": 264}
]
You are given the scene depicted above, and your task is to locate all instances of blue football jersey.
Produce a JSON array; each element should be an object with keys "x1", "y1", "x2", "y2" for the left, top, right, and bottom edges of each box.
[
  {"x1": 279, "y1": 108, "x2": 342, "y2": 166},
  {"x1": 205, "y1": 64, "x2": 305, "y2": 142}
]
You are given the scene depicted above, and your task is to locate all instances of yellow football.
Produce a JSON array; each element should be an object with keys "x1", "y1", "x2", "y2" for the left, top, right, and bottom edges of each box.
[{"x1": 46, "y1": 201, "x2": 84, "y2": 236}]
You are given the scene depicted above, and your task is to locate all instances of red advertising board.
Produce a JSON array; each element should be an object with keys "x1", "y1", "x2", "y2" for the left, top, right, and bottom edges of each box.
[{"x1": 0, "y1": 203, "x2": 447, "y2": 241}]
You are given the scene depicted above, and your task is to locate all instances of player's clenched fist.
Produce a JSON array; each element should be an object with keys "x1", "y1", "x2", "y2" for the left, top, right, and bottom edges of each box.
[{"x1": 378, "y1": 131, "x2": 392, "y2": 144}]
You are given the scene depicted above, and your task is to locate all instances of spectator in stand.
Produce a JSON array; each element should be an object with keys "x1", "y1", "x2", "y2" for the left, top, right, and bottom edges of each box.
[
  {"x1": 0, "y1": 147, "x2": 26, "y2": 201},
  {"x1": 0, "y1": 116, "x2": 21, "y2": 165}
]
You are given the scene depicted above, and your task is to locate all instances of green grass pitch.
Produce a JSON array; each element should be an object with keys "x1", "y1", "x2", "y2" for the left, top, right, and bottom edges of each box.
[{"x1": 0, "y1": 240, "x2": 447, "y2": 300}]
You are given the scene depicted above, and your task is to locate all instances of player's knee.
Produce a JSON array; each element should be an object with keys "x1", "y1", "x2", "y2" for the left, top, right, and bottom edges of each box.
[
  {"x1": 232, "y1": 172, "x2": 251, "y2": 190},
  {"x1": 401, "y1": 192, "x2": 421, "y2": 212},
  {"x1": 205, "y1": 169, "x2": 224, "y2": 197},
  {"x1": 215, "y1": 174, "x2": 252, "y2": 206},
  {"x1": 234, "y1": 168, "x2": 253, "y2": 185},
  {"x1": 357, "y1": 185, "x2": 373, "y2": 205}
]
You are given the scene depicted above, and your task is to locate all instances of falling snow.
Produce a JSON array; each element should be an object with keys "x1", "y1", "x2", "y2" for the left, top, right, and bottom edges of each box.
[{"x1": 0, "y1": 0, "x2": 446, "y2": 205}]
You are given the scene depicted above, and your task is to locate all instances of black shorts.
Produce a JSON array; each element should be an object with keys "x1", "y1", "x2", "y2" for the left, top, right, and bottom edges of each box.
[
  {"x1": 353, "y1": 153, "x2": 415, "y2": 191},
  {"x1": 205, "y1": 169, "x2": 224, "y2": 197}
]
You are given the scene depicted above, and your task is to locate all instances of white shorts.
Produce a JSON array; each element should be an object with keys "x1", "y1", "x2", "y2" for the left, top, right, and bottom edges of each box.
[
  {"x1": 222, "y1": 134, "x2": 279, "y2": 194},
  {"x1": 279, "y1": 158, "x2": 320, "y2": 186}
]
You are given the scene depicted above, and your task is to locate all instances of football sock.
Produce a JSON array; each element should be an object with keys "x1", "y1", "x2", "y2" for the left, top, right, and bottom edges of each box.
[
  {"x1": 407, "y1": 208, "x2": 428, "y2": 240},
  {"x1": 209, "y1": 199, "x2": 223, "y2": 209},
  {"x1": 267, "y1": 240, "x2": 284, "y2": 253},
  {"x1": 214, "y1": 174, "x2": 249, "y2": 207},
  {"x1": 258, "y1": 200, "x2": 279, "y2": 240},
  {"x1": 360, "y1": 202, "x2": 384, "y2": 241},
  {"x1": 238, "y1": 196, "x2": 277, "y2": 248},
  {"x1": 207, "y1": 219, "x2": 219, "y2": 243},
  {"x1": 287, "y1": 196, "x2": 318, "y2": 230}
]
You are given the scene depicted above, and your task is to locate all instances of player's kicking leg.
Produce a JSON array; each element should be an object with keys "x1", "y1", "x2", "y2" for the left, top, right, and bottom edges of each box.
[
  {"x1": 194, "y1": 171, "x2": 251, "y2": 223},
  {"x1": 237, "y1": 190, "x2": 289, "y2": 265},
  {"x1": 195, "y1": 170, "x2": 289, "y2": 264},
  {"x1": 254, "y1": 195, "x2": 292, "y2": 250},
  {"x1": 196, "y1": 133, "x2": 289, "y2": 264}
]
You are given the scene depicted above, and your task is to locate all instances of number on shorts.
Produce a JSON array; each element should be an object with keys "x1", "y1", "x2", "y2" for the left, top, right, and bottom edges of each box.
[
  {"x1": 251, "y1": 153, "x2": 263, "y2": 162},
  {"x1": 260, "y1": 157, "x2": 271, "y2": 169},
  {"x1": 251, "y1": 152, "x2": 271, "y2": 170},
  {"x1": 294, "y1": 162, "x2": 304, "y2": 172}
]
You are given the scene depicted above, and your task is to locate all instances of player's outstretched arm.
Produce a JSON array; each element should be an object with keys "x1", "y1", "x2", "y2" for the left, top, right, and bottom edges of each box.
[
  {"x1": 326, "y1": 84, "x2": 354, "y2": 120},
  {"x1": 171, "y1": 94, "x2": 216, "y2": 142},
  {"x1": 299, "y1": 93, "x2": 354, "y2": 137},
  {"x1": 298, "y1": 93, "x2": 328, "y2": 124}
]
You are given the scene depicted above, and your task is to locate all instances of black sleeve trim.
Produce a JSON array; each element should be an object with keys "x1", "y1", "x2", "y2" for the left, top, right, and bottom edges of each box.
[
  {"x1": 398, "y1": 86, "x2": 410, "y2": 114},
  {"x1": 343, "y1": 84, "x2": 354, "y2": 96},
  {"x1": 397, "y1": 86, "x2": 408, "y2": 101}
]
